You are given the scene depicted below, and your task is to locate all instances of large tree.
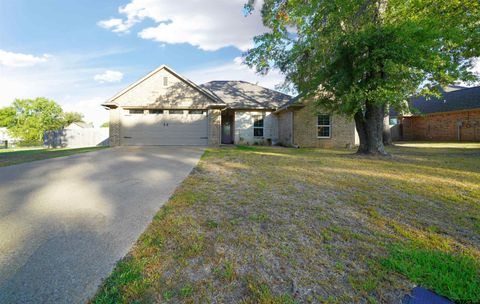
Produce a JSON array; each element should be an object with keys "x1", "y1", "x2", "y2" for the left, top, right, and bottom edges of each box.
[
  {"x1": 245, "y1": 0, "x2": 480, "y2": 154},
  {"x1": 0, "y1": 98, "x2": 64, "y2": 144}
]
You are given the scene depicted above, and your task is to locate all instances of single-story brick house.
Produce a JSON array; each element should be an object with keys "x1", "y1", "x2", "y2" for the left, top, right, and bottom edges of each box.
[
  {"x1": 392, "y1": 86, "x2": 480, "y2": 141},
  {"x1": 102, "y1": 65, "x2": 358, "y2": 148}
]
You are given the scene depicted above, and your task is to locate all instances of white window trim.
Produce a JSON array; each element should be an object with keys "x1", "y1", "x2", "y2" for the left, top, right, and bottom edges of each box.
[
  {"x1": 317, "y1": 114, "x2": 332, "y2": 139},
  {"x1": 253, "y1": 115, "x2": 265, "y2": 137}
]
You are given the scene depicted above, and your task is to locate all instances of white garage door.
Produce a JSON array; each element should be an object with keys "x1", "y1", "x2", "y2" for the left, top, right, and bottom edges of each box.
[{"x1": 121, "y1": 109, "x2": 208, "y2": 146}]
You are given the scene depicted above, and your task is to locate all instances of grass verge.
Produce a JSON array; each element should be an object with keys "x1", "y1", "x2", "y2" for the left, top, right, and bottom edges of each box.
[{"x1": 0, "y1": 146, "x2": 108, "y2": 167}]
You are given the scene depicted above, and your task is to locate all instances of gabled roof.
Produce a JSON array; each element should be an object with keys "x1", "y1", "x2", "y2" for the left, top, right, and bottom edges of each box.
[
  {"x1": 200, "y1": 81, "x2": 292, "y2": 109},
  {"x1": 393, "y1": 85, "x2": 480, "y2": 116},
  {"x1": 102, "y1": 65, "x2": 222, "y2": 107}
]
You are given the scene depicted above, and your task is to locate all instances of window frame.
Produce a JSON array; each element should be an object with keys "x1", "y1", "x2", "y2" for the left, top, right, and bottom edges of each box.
[
  {"x1": 168, "y1": 109, "x2": 184, "y2": 115},
  {"x1": 163, "y1": 76, "x2": 168, "y2": 86},
  {"x1": 253, "y1": 115, "x2": 265, "y2": 137},
  {"x1": 149, "y1": 109, "x2": 164, "y2": 115},
  {"x1": 128, "y1": 109, "x2": 144, "y2": 115},
  {"x1": 317, "y1": 114, "x2": 332, "y2": 138}
]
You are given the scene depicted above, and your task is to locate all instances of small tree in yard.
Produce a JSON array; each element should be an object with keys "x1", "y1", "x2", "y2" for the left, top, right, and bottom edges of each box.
[
  {"x1": 245, "y1": 0, "x2": 480, "y2": 155},
  {"x1": 0, "y1": 98, "x2": 64, "y2": 144}
]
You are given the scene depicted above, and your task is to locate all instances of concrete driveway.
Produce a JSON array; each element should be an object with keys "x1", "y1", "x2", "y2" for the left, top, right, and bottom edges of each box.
[{"x1": 0, "y1": 146, "x2": 204, "y2": 304}]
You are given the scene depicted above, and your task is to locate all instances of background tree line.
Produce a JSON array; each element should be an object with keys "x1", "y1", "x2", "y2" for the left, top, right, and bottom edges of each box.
[{"x1": 0, "y1": 98, "x2": 85, "y2": 145}]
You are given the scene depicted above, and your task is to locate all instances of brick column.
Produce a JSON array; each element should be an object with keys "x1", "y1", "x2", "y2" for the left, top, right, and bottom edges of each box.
[
  {"x1": 109, "y1": 108, "x2": 121, "y2": 146},
  {"x1": 208, "y1": 109, "x2": 221, "y2": 146}
]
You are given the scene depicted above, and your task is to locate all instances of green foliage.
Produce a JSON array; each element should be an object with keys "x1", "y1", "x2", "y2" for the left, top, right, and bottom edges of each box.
[
  {"x1": 0, "y1": 106, "x2": 16, "y2": 128},
  {"x1": 382, "y1": 244, "x2": 480, "y2": 303},
  {"x1": 0, "y1": 98, "x2": 64, "y2": 144},
  {"x1": 245, "y1": 0, "x2": 480, "y2": 115},
  {"x1": 63, "y1": 111, "x2": 84, "y2": 126},
  {"x1": 100, "y1": 122, "x2": 109, "y2": 128}
]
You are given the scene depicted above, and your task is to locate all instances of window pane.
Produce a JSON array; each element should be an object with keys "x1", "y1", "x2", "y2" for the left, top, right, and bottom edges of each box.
[
  {"x1": 169, "y1": 110, "x2": 183, "y2": 114},
  {"x1": 163, "y1": 77, "x2": 168, "y2": 86},
  {"x1": 389, "y1": 118, "x2": 398, "y2": 125},
  {"x1": 318, "y1": 126, "x2": 331, "y2": 137},
  {"x1": 188, "y1": 110, "x2": 205, "y2": 114},
  {"x1": 253, "y1": 116, "x2": 264, "y2": 127},
  {"x1": 149, "y1": 109, "x2": 164, "y2": 114},
  {"x1": 254, "y1": 128, "x2": 264, "y2": 137},
  {"x1": 129, "y1": 109, "x2": 144, "y2": 114},
  {"x1": 317, "y1": 114, "x2": 330, "y2": 126}
]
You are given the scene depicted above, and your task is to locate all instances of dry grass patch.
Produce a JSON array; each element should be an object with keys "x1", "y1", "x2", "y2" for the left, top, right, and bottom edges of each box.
[{"x1": 92, "y1": 143, "x2": 480, "y2": 303}]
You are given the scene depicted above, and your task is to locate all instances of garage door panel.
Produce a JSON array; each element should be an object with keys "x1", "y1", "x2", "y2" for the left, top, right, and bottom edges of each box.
[{"x1": 121, "y1": 112, "x2": 208, "y2": 146}]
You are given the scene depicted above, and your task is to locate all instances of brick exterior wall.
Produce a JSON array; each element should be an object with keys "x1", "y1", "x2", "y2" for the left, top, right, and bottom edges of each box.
[
  {"x1": 277, "y1": 110, "x2": 293, "y2": 146},
  {"x1": 401, "y1": 109, "x2": 480, "y2": 141},
  {"x1": 208, "y1": 109, "x2": 221, "y2": 146},
  {"x1": 109, "y1": 108, "x2": 121, "y2": 146},
  {"x1": 291, "y1": 100, "x2": 357, "y2": 148}
]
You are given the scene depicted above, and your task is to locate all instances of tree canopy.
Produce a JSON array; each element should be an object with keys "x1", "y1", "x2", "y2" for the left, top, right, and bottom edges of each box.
[
  {"x1": 245, "y1": 0, "x2": 480, "y2": 154},
  {"x1": 0, "y1": 98, "x2": 65, "y2": 144},
  {"x1": 63, "y1": 111, "x2": 84, "y2": 126}
]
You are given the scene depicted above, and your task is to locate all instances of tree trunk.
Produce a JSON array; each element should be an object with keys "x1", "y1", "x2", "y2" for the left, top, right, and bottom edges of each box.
[
  {"x1": 354, "y1": 102, "x2": 389, "y2": 155},
  {"x1": 354, "y1": 110, "x2": 368, "y2": 153}
]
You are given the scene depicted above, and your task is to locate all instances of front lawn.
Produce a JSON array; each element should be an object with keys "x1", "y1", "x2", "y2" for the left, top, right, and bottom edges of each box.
[
  {"x1": 93, "y1": 143, "x2": 480, "y2": 303},
  {"x1": 0, "y1": 146, "x2": 108, "y2": 167}
]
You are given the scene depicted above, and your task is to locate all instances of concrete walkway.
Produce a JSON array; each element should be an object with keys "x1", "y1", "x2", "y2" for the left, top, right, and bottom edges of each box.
[{"x1": 0, "y1": 146, "x2": 204, "y2": 304}]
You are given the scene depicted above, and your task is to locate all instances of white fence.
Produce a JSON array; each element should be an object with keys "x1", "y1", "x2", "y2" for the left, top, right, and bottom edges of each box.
[{"x1": 44, "y1": 128, "x2": 109, "y2": 148}]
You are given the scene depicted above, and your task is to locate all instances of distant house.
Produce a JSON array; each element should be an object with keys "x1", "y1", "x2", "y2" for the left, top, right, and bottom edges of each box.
[
  {"x1": 392, "y1": 86, "x2": 480, "y2": 142},
  {"x1": 66, "y1": 122, "x2": 94, "y2": 129}
]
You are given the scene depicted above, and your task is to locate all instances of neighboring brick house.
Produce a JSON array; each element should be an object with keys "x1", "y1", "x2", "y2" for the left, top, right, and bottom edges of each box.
[
  {"x1": 392, "y1": 86, "x2": 480, "y2": 142},
  {"x1": 102, "y1": 65, "x2": 358, "y2": 148}
]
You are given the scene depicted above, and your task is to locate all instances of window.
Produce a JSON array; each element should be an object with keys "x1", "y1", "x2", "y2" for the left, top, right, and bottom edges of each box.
[
  {"x1": 253, "y1": 115, "x2": 264, "y2": 137},
  {"x1": 188, "y1": 110, "x2": 206, "y2": 115},
  {"x1": 149, "y1": 109, "x2": 164, "y2": 114},
  {"x1": 389, "y1": 118, "x2": 399, "y2": 125},
  {"x1": 163, "y1": 77, "x2": 168, "y2": 86},
  {"x1": 168, "y1": 110, "x2": 184, "y2": 114},
  {"x1": 129, "y1": 109, "x2": 144, "y2": 114},
  {"x1": 317, "y1": 114, "x2": 331, "y2": 138}
]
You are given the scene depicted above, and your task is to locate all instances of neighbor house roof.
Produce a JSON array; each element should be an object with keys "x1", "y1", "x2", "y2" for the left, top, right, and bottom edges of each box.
[
  {"x1": 200, "y1": 81, "x2": 292, "y2": 109},
  {"x1": 67, "y1": 122, "x2": 93, "y2": 128},
  {"x1": 393, "y1": 85, "x2": 480, "y2": 116}
]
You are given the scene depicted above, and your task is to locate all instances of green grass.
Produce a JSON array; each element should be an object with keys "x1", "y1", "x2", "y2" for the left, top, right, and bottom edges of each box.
[
  {"x1": 382, "y1": 244, "x2": 480, "y2": 303},
  {"x1": 0, "y1": 146, "x2": 108, "y2": 167},
  {"x1": 92, "y1": 143, "x2": 480, "y2": 303}
]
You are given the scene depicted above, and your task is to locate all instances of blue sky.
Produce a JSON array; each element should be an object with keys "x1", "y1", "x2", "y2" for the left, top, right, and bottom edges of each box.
[{"x1": 0, "y1": 0, "x2": 283, "y2": 125}]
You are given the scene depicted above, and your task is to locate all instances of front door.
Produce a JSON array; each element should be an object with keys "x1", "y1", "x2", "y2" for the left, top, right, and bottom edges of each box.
[{"x1": 221, "y1": 113, "x2": 234, "y2": 144}]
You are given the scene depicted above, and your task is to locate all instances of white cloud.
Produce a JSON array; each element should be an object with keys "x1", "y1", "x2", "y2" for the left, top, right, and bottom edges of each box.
[
  {"x1": 0, "y1": 49, "x2": 51, "y2": 67},
  {"x1": 94, "y1": 70, "x2": 124, "y2": 83},
  {"x1": 97, "y1": 18, "x2": 136, "y2": 33},
  {"x1": 98, "y1": 0, "x2": 267, "y2": 51},
  {"x1": 184, "y1": 57, "x2": 286, "y2": 91}
]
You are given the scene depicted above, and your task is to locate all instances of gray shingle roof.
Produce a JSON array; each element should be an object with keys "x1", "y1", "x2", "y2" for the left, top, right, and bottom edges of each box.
[
  {"x1": 392, "y1": 86, "x2": 480, "y2": 116},
  {"x1": 200, "y1": 81, "x2": 292, "y2": 109}
]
